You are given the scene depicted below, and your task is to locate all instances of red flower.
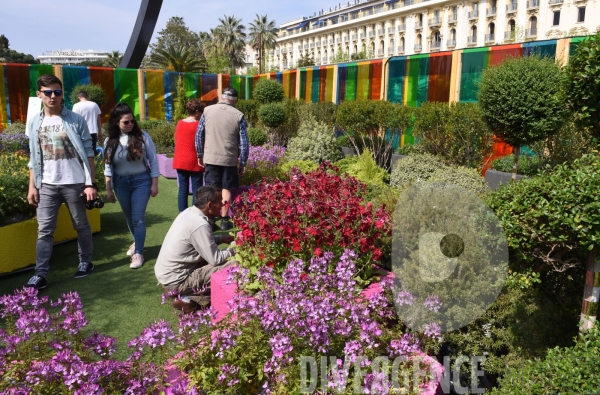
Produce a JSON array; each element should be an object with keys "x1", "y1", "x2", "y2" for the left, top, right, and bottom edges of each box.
[{"x1": 314, "y1": 248, "x2": 323, "y2": 257}]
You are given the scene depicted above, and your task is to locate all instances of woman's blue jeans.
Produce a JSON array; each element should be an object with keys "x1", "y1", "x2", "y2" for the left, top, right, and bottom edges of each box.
[
  {"x1": 113, "y1": 172, "x2": 151, "y2": 254},
  {"x1": 177, "y1": 170, "x2": 204, "y2": 212}
]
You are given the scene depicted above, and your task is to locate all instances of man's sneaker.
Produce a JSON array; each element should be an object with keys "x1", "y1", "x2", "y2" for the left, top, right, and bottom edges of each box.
[
  {"x1": 74, "y1": 262, "x2": 94, "y2": 278},
  {"x1": 130, "y1": 253, "x2": 144, "y2": 269},
  {"x1": 220, "y1": 217, "x2": 234, "y2": 231},
  {"x1": 172, "y1": 296, "x2": 199, "y2": 314},
  {"x1": 126, "y1": 243, "x2": 135, "y2": 257},
  {"x1": 25, "y1": 275, "x2": 47, "y2": 290}
]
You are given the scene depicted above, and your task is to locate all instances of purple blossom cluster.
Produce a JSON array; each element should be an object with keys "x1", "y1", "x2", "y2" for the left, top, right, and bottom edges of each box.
[
  {"x1": 246, "y1": 144, "x2": 286, "y2": 169},
  {"x1": 424, "y1": 295, "x2": 443, "y2": 312},
  {"x1": 0, "y1": 133, "x2": 29, "y2": 154}
]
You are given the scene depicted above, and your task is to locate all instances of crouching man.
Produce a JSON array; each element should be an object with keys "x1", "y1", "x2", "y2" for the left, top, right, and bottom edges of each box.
[{"x1": 155, "y1": 185, "x2": 235, "y2": 313}]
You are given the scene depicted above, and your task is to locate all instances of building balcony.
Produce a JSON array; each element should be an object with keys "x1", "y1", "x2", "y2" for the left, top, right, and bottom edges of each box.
[
  {"x1": 506, "y1": 2, "x2": 518, "y2": 13},
  {"x1": 398, "y1": 24, "x2": 406, "y2": 32},
  {"x1": 487, "y1": 7, "x2": 497, "y2": 16},
  {"x1": 388, "y1": 47, "x2": 394, "y2": 55},
  {"x1": 404, "y1": 0, "x2": 414, "y2": 5},
  {"x1": 548, "y1": 0, "x2": 563, "y2": 4},
  {"x1": 378, "y1": 29, "x2": 385, "y2": 36},
  {"x1": 309, "y1": 43, "x2": 314, "y2": 49},
  {"x1": 329, "y1": 56, "x2": 333, "y2": 62},
  {"x1": 448, "y1": 13, "x2": 458, "y2": 23},
  {"x1": 484, "y1": 33, "x2": 495, "y2": 43},
  {"x1": 468, "y1": 10, "x2": 479, "y2": 19},
  {"x1": 328, "y1": 39, "x2": 334, "y2": 44},
  {"x1": 378, "y1": 49, "x2": 384, "y2": 56},
  {"x1": 415, "y1": 21, "x2": 423, "y2": 29},
  {"x1": 276, "y1": 50, "x2": 281, "y2": 55},
  {"x1": 504, "y1": 30, "x2": 516, "y2": 40},
  {"x1": 388, "y1": 27, "x2": 396, "y2": 33},
  {"x1": 282, "y1": 49, "x2": 288, "y2": 54},
  {"x1": 414, "y1": 43, "x2": 423, "y2": 51},
  {"x1": 351, "y1": 34, "x2": 357, "y2": 40},
  {"x1": 343, "y1": 37, "x2": 349, "y2": 43},
  {"x1": 430, "y1": 41, "x2": 441, "y2": 50},
  {"x1": 360, "y1": 33, "x2": 366, "y2": 39},
  {"x1": 398, "y1": 45, "x2": 405, "y2": 54},
  {"x1": 467, "y1": 36, "x2": 477, "y2": 45},
  {"x1": 368, "y1": 32, "x2": 376, "y2": 38},
  {"x1": 526, "y1": 0, "x2": 539, "y2": 9},
  {"x1": 336, "y1": 38, "x2": 341, "y2": 44},
  {"x1": 429, "y1": 17, "x2": 441, "y2": 27},
  {"x1": 303, "y1": 44, "x2": 308, "y2": 49},
  {"x1": 447, "y1": 39, "x2": 456, "y2": 47},
  {"x1": 525, "y1": 28, "x2": 537, "y2": 37}
]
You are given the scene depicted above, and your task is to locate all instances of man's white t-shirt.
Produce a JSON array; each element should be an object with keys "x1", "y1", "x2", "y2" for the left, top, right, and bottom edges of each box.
[
  {"x1": 72, "y1": 101, "x2": 101, "y2": 135},
  {"x1": 39, "y1": 116, "x2": 86, "y2": 185}
]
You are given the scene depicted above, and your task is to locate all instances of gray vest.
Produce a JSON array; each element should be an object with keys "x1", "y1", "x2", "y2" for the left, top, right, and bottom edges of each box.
[{"x1": 203, "y1": 102, "x2": 244, "y2": 167}]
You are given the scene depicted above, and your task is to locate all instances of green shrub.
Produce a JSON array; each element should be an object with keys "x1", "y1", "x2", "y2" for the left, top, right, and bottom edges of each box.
[
  {"x1": 236, "y1": 99, "x2": 260, "y2": 127},
  {"x1": 389, "y1": 153, "x2": 445, "y2": 189},
  {"x1": 0, "y1": 152, "x2": 35, "y2": 225},
  {"x1": 490, "y1": 323, "x2": 600, "y2": 395},
  {"x1": 490, "y1": 154, "x2": 542, "y2": 176},
  {"x1": 286, "y1": 116, "x2": 342, "y2": 163},
  {"x1": 144, "y1": 121, "x2": 176, "y2": 154},
  {"x1": 247, "y1": 128, "x2": 267, "y2": 146},
  {"x1": 336, "y1": 135, "x2": 352, "y2": 148},
  {"x1": 299, "y1": 102, "x2": 337, "y2": 128},
  {"x1": 270, "y1": 99, "x2": 304, "y2": 147},
  {"x1": 258, "y1": 103, "x2": 286, "y2": 129},
  {"x1": 413, "y1": 102, "x2": 493, "y2": 169},
  {"x1": 138, "y1": 119, "x2": 166, "y2": 131},
  {"x1": 69, "y1": 84, "x2": 106, "y2": 107},
  {"x1": 253, "y1": 79, "x2": 284, "y2": 104},
  {"x1": 334, "y1": 156, "x2": 359, "y2": 174},
  {"x1": 428, "y1": 165, "x2": 489, "y2": 196},
  {"x1": 279, "y1": 160, "x2": 318, "y2": 174},
  {"x1": 344, "y1": 149, "x2": 389, "y2": 187},
  {"x1": 397, "y1": 142, "x2": 422, "y2": 155},
  {"x1": 2, "y1": 122, "x2": 26, "y2": 135}
]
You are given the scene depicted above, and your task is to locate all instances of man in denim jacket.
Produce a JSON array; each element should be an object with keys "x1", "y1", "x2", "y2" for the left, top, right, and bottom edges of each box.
[{"x1": 25, "y1": 74, "x2": 98, "y2": 290}]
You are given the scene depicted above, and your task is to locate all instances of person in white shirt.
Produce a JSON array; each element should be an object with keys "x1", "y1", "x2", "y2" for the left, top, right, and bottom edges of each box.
[
  {"x1": 155, "y1": 185, "x2": 236, "y2": 313},
  {"x1": 72, "y1": 91, "x2": 102, "y2": 152}
]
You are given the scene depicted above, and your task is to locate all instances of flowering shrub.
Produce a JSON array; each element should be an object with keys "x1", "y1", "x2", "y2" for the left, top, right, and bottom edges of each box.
[
  {"x1": 0, "y1": 152, "x2": 35, "y2": 224},
  {"x1": 177, "y1": 251, "x2": 441, "y2": 394},
  {"x1": 0, "y1": 287, "x2": 212, "y2": 394},
  {"x1": 0, "y1": 133, "x2": 29, "y2": 153},
  {"x1": 240, "y1": 144, "x2": 286, "y2": 186},
  {"x1": 234, "y1": 163, "x2": 392, "y2": 283}
]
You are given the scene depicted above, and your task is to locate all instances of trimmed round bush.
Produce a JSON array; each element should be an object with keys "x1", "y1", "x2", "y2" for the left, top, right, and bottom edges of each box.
[
  {"x1": 69, "y1": 83, "x2": 106, "y2": 106},
  {"x1": 286, "y1": 116, "x2": 343, "y2": 163},
  {"x1": 428, "y1": 166, "x2": 488, "y2": 195},
  {"x1": 247, "y1": 128, "x2": 267, "y2": 146},
  {"x1": 490, "y1": 154, "x2": 542, "y2": 176},
  {"x1": 389, "y1": 153, "x2": 445, "y2": 189},
  {"x1": 253, "y1": 79, "x2": 284, "y2": 105},
  {"x1": 258, "y1": 103, "x2": 286, "y2": 128}
]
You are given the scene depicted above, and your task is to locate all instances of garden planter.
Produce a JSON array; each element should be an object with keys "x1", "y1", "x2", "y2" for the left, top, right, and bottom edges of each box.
[
  {"x1": 0, "y1": 204, "x2": 101, "y2": 275},
  {"x1": 484, "y1": 169, "x2": 526, "y2": 190},
  {"x1": 390, "y1": 154, "x2": 406, "y2": 172},
  {"x1": 339, "y1": 146, "x2": 357, "y2": 157},
  {"x1": 157, "y1": 154, "x2": 177, "y2": 179}
]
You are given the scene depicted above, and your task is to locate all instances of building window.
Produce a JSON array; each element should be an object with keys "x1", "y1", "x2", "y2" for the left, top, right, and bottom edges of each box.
[
  {"x1": 577, "y1": 6, "x2": 585, "y2": 22},
  {"x1": 553, "y1": 10, "x2": 560, "y2": 26}
]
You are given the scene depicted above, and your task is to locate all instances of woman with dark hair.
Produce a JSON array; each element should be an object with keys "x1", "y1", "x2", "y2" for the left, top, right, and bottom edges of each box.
[
  {"x1": 104, "y1": 103, "x2": 159, "y2": 269},
  {"x1": 173, "y1": 98, "x2": 205, "y2": 212}
]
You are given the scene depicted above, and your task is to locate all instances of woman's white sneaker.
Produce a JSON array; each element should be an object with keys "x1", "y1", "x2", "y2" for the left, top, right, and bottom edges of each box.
[
  {"x1": 126, "y1": 243, "x2": 135, "y2": 256},
  {"x1": 130, "y1": 253, "x2": 144, "y2": 269}
]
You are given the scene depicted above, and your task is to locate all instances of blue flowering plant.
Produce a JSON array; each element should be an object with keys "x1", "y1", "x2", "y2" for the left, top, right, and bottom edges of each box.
[{"x1": 176, "y1": 250, "x2": 442, "y2": 395}]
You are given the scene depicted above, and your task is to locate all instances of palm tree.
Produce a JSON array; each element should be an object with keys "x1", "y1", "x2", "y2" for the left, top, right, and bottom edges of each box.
[
  {"x1": 214, "y1": 15, "x2": 247, "y2": 73},
  {"x1": 249, "y1": 14, "x2": 278, "y2": 73},
  {"x1": 148, "y1": 44, "x2": 207, "y2": 72},
  {"x1": 104, "y1": 50, "x2": 123, "y2": 68}
]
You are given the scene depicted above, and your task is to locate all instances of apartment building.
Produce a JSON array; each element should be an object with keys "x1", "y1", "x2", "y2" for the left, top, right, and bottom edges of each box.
[
  {"x1": 37, "y1": 50, "x2": 111, "y2": 65},
  {"x1": 264, "y1": 0, "x2": 598, "y2": 70}
]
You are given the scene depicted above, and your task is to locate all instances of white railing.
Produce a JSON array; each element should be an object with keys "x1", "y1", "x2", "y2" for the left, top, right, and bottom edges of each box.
[
  {"x1": 429, "y1": 17, "x2": 441, "y2": 26},
  {"x1": 398, "y1": 24, "x2": 406, "y2": 32},
  {"x1": 414, "y1": 43, "x2": 422, "y2": 51},
  {"x1": 398, "y1": 45, "x2": 405, "y2": 53},
  {"x1": 448, "y1": 14, "x2": 457, "y2": 23},
  {"x1": 447, "y1": 39, "x2": 456, "y2": 47},
  {"x1": 525, "y1": 28, "x2": 537, "y2": 37},
  {"x1": 487, "y1": 7, "x2": 497, "y2": 15},
  {"x1": 388, "y1": 27, "x2": 396, "y2": 33},
  {"x1": 415, "y1": 21, "x2": 423, "y2": 29},
  {"x1": 467, "y1": 36, "x2": 477, "y2": 45},
  {"x1": 506, "y1": 2, "x2": 518, "y2": 12},
  {"x1": 527, "y1": 0, "x2": 539, "y2": 9},
  {"x1": 468, "y1": 10, "x2": 479, "y2": 19},
  {"x1": 430, "y1": 41, "x2": 441, "y2": 50},
  {"x1": 485, "y1": 34, "x2": 495, "y2": 42},
  {"x1": 378, "y1": 29, "x2": 385, "y2": 36}
]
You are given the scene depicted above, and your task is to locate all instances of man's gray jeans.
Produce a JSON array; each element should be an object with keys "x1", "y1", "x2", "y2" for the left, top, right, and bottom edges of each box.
[{"x1": 35, "y1": 183, "x2": 93, "y2": 278}]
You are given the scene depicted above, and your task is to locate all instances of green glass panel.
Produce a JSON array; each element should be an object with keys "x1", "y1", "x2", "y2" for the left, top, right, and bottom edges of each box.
[
  {"x1": 387, "y1": 57, "x2": 407, "y2": 103},
  {"x1": 114, "y1": 68, "x2": 140, "y2": 118},
  {"x1": 459, "y1": 48, "x2": 490, "y2": 103}
]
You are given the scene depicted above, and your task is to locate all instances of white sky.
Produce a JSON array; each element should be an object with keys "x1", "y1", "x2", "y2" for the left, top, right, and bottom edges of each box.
[{"x1": 0, "y1": 0, "x2": 330, "y2": 57}]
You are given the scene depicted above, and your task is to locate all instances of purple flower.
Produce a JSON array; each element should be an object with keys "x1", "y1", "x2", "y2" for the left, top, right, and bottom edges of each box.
[
  {"x1": 387, "y1": 334, "x2": 421, "y2": 357},
  {"x1": 128, "y1": 320, "x2": 175, "y2": 351},
  {"x1": 423, "y1": 322, "x2": 442, "y2": 341},
  {"x1": 246, "y1": 145, "x2": 286, "y2": 169},
  {"x1": 395, "y1": 290, "x2": 414, "y2": 307},
  {"x1": 83, "y1": 331, "x2": 117, "y2": 358},
  {"x1": 423, "y1": 295, "x2": 443, "y2": 312},
  {"x1": 218, "y1": 364, "x2": 240, "y2": 386}
]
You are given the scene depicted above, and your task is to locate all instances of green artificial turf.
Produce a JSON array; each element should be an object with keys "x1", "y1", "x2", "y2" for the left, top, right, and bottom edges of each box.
[{"x1": 0, "y1": 177, "x2": 230, "y2": 360}]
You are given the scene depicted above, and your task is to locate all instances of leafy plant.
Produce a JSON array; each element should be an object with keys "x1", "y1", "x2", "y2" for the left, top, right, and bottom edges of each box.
[
  {"x1": 336, "y1": 100, "x2": 412, "y2": 170},
  {"x1": 253, "y1": 79, "x2": 284, "y2": 104},
  {"x1": 389, "y1": 153, "x2": 445, "y2": 189},
  {"x1": 0, "y1": 152, "x2": 34, "y2": 225},
  {"x1": 428, "y1": 166, "x2": 489, "y2": 196},
  {"x1": 286, "y1": 116, "x2": 342, "y2": 164},
  {"x1": 413, "y1": 102, "x2": 493, "y2": 169},
  {"x1": 69, "y1": 84, "x2": 106, "y2": 107},
  {"x1": 247, "y1": 127, "x2": 267, "y2": 146},
  {"x1": 344, "y1": 149, "x2": 390, "y2": 187},
  {"x1": 299, "y1": 102, "x2": 338, "y2": 128},
  {"x1": 491, "y1": 323, "x2": 600, "y2": 395},
  {"x1": 490, "y1": 154, "x2": 542, "y2": 176},
  {"x1": 240, "y1": 144, "x2": 286, "y2": 185},
  {"x1": 565, "y1": 31, "x2": 600, "y2": 140},
  {"x1": 236, "y1": 99, "x2": 260, "y2": 127},
  {"x1": 258, "y1": 103, "x2": 286, "y2": 129},
  {"x1": 336, "y1": 135, "x2": 352, "y2": 148},
  {"x1": 1, "y1": 121, "x2": 26, "y2": 135},
  {"x1": 279, "y1": 159, "x2": 318, "y2": 174},
  {"x1": 144, "y1": 121, "x2": 176, "y2": 154},
  {"x1": 0, "y1": 133, "x2": 29, "y2": 153},
  {"x1": 173, "y1": 75, "x2": 188, "y2": 121},
  {"x1": 234, "y1": 164, "x2": 392, "y2": 283},
  {"x1": 478, "y1": 55, "x2": 568, "y2": 178}
]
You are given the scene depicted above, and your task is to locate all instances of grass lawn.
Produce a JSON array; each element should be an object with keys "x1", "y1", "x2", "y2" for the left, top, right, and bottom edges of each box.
[{"x1": 0, "y1": 177, "x2": 230, "y2": 360}]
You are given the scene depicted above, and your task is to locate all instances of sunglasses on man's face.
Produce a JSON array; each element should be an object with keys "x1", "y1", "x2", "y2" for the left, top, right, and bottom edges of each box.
[
  {"x1": 121, "y1": 120, "x2": 136, "y2": 125},
  {"x1": 40, "y1": 89, "x2": 63, "y2": 97}
]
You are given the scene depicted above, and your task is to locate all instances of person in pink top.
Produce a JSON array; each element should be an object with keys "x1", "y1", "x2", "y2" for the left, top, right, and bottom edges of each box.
[{"x1": 173, "y1": 99, "x2": 205, "y2": 212}]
